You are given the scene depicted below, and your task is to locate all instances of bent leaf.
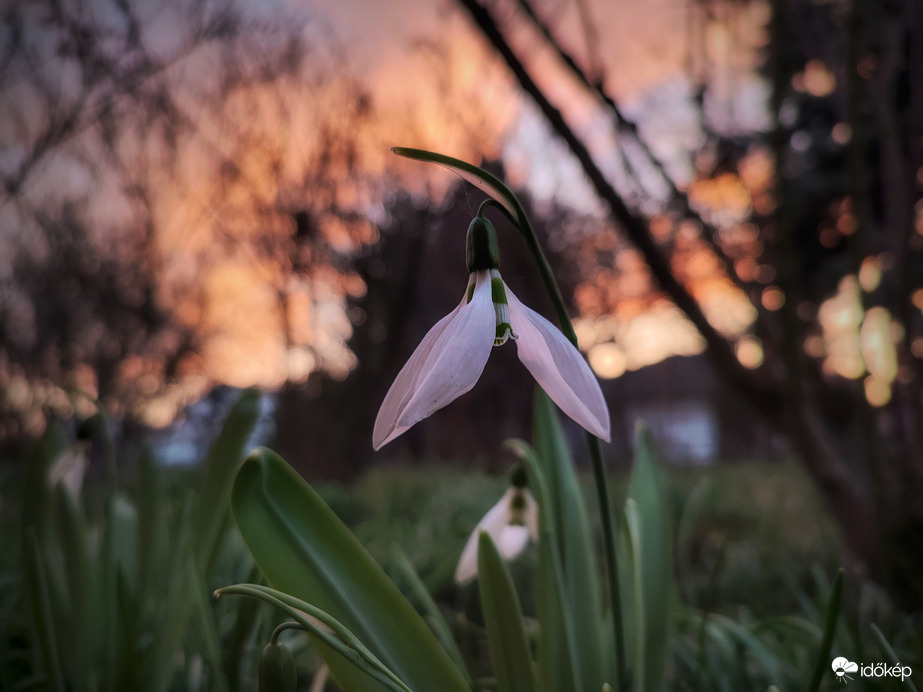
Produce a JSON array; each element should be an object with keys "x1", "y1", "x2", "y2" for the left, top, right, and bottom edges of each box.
[
  {"x1": 217, "y1": 584, "x2": 411, "y2": 692},
  {"x1": 231, "y1": 448, "x2": 470, "y2": 692},
  {"x1": 391, "y1": 147, "x2": 523, "y2": 228}
]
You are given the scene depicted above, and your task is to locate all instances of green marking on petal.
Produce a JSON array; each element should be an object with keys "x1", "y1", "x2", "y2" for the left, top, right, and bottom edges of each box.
[
  {"x1": 508, "y1": 489, "x2": 528, "y2": 525},
  {"x1": 489, "y1": 272, "x2": 517, "y2": 345},
  {"x1": 466, "y1": 283, "x2": 475, "y2": 304},
  {"x1": 510, "y1": 491, "x2": 527, "y2": 512},
  {"x1": 491, "y1": 277, "x2": 508, "y2": 305},
  {"x1": 494, "y1": 323, "x2": 515, "y2": 346}
]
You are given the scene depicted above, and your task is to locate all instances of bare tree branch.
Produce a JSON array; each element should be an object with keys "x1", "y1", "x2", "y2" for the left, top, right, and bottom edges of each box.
[
  {"x1": 457, "y1": 0, "x2": 783, "y2": 416},
  {"x1": 514, "y1": 0, "x2": 758, "y2": 302}
]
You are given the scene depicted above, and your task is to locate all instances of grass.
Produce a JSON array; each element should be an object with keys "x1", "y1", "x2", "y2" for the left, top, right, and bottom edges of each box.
[
  {"x1": 315, "y1": 458, "x2": 842, "y2": 619},
  {"x1": 2, "y1": 420, "x2": 919, "y2": 691}
]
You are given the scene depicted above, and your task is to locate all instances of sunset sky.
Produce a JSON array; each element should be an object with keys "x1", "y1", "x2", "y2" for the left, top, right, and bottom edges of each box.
[{"x1": 3, "y1": 0, "x2": 895, "y2": 430}]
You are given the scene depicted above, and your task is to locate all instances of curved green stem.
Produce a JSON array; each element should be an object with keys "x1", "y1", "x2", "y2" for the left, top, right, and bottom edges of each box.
[
  {"x1": 477, "y1": 198, "x2": 517, "y2": 227},
  {"x1": 270, "y1": 621, "x2": 306, "y2": 644},
  {"x1": 494, "y1": 199, "x2": 578, "y2": 345}
]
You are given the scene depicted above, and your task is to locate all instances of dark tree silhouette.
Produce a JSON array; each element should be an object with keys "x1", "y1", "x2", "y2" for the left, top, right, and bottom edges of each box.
[
  {"x1": 455, "y1": 0, "x2": 923, "y2": 607},
  {"x1": 0, "y1": 0, "x2": 382, "y2": 441}
]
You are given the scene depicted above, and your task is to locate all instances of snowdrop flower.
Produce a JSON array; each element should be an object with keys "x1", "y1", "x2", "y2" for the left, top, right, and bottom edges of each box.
[
  {"x1": 455, "y1": 468, "x2": 539, "y2": 585},
  {"x1": 48, "y1": 438, "x2": 90, "y2": 500},
  {"x1": 373, "y1": 216, "x2": 610, "y2": 449}
]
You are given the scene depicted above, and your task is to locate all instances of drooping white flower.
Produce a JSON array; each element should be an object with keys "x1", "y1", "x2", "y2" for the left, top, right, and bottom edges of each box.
[
  {"x1": 48, "y1": 442, "x2": 89, "y2": 499},
  {"x1": 454, "y1": 484, "x2": 539, "y2": 585},
  {"x1": 373, "y1": 217, "x2": 610, "y2": 449}
]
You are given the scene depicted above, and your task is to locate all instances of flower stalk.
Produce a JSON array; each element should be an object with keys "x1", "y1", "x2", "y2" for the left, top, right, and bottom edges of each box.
[
  {"x1": 482, "y1": 204, "x2": 628, "y2": 692},
  {"x1": 389, "y1": 147, "x2": 627, "y2": 691},
  {"x1": 476, "y1": 171, "x2": 627, "y2": 692}
]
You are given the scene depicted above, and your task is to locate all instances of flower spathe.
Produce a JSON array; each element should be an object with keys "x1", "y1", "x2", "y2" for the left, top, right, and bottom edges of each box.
[
  {"x1": 372, "y1": 267, "x2": 611, "y2": 449},
  {"x1": 454, "y1": 485, "x2": 539, "y2": 585}
]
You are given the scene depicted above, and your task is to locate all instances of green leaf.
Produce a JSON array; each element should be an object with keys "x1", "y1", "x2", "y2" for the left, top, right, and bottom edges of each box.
[
  {"x1": 391, "y1": 148, "x2": 523, "y2": 228},
  {"x1": 21, "y1": 423, "x2": 65, "y2": 540},
  {"x1": 150, "y1": 390, "x2": 259, "y2": 692},
  {"x1": 391, "y1": 547, "x2": 471, "y2": 683},
  {"x1": 188, "y1": 561, "x2": 230, "y2": 692},
  {"x1": 225, "y1": 563, "x2": 266, "y2": 691},
  {"x1": 150, "y1": 502, "x2": 197, "y2": 692},
  {"x1": 477, "y1": 532, "x2": 536, "y2": 692},
  {"x1": 871, "y1": 623, "x2": 919, "y2": 692},
  {"x1": 136, "y1": 447, "x2": 165, "y2": 599},
  {"x1": 624, "y1": 424, "x2": 674, "y2": 692},
  {"x1": 99, "y1": 491, "x2": 138, "y2": 685},
  {"x1": 52, "y1": 485, "x2": 94, "y2": 691},
  {"x1": 622, "y1": 499, "x2": 645, "y2": 692},
  {"x1": 23, "y1": 528, "x2": 66, "y2": 692},
  {"x1": 218, "y1": 584, "x2": 412, "y2": 692},
  {"x1": 230, "y1": 447, "x2": 470, "y2": 692},
  {"x1": 805, "y1": 569, "x2": 842, "y2": 692},
  {"x1": 706, "y1": 614, "x2": 787, "y2": 684},
  {"x1": 193, "y1": 388, "x2": 262, "y2": 571},
  {"x1": 532, "y1": 390, "x2": 609, "y2": 689},
  {"x1": 505, "y1": 439, "x2": 581, "y2": 692}
]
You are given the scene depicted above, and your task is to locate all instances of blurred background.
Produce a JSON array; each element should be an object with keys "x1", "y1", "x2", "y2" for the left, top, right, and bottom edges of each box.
[{"x1": 1, "y1": 0, "x2": 922, "y2": 682}]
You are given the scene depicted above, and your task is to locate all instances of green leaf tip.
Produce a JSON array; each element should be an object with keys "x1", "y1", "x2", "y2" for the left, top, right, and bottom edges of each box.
[{"x1": 388, "y1": 146, "x2": 521, "y2": 225}]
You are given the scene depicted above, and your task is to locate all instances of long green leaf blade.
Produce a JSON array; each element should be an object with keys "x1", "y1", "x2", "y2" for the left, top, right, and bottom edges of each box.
[
  {"x1": 23, "y1": 528, "x2": 66, "y2": 692},
  {"x1": 871, "y1": 623, "x2": 919, "y2": 692},
  {"x1": 625, "y1": 425, "x2": 674, "y2": 692},
  {"x1": 506, "y1": 439, "x2": 580, "y2": 692},
  {"x1": 532, "y1": 390, "x2": 608, "y2": 689},
  {"x1": 193, "y1": 388, "x2": 261, "y2": 571},
  {"x1": 231, "y1": 447, "x2": 470, "y2": 692},
  {"x1": 622, "y1": 499, "x2": 645, "y2": 692},
  {"x1": 477, "y1": 532, "x2": 535, "y2": 692},
  {"x1": 52, "y1": 485, "x2": 93, "y2": 692},
  {"x1": 805, "y1": 569, "x2": 843, "y2": 692},
  {"x1": 391, "y1": 547, "x2": 471, "y2": 683}
]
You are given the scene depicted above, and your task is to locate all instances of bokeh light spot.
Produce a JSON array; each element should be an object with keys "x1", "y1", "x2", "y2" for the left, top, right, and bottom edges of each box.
[
  {"x1": 864, "y1": 375, "x2": 892, "y2": 407},
  {"x1": 736, "y1": 336, "x2": 764, "y2": 369},
  {"x1": 858, "y1": 256, "x2": 882, "y2": 292},
  {"x1": 762, "y1": 286, "x2": 785, "y2": 311},
  {"x1": 588, "y1": 342, "x2": 627, "y2": 379}
]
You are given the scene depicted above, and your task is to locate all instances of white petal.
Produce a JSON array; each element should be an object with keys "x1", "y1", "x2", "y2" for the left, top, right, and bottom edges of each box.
[
  {"x1": 506, "y1": 287, "x2": 611, "y2": 441},
  {"x1": 496, "y1": 525, "x2": 530, "y2": 561},
  {"x1": 373, "y1": 271, "x2": 495, "y2": 449},
  {"x1": 454, "y1": 488, "x2": 515, "y2": 585},
  {"x1": 48, "y1": 447, "x2": 88, "y2": 499}
]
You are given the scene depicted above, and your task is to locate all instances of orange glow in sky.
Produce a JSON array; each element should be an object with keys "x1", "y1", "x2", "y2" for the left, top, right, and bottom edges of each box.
[{"x1": 2, "y1": 0, "x2": 785, "y2": 429}]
